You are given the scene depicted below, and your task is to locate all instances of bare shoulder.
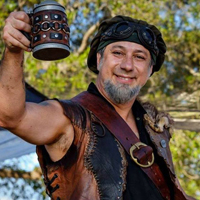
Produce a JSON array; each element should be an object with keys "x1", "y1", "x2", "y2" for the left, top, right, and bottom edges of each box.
[
  {"x1": 37, "y1": 100, "x2": 75, "y2": 162},
  {"x1": 34, "y1": 99, "x2": 64, "y2": 111},
  {"x1": 9, "y1": 99, "x2": 73, "y2": 146}
]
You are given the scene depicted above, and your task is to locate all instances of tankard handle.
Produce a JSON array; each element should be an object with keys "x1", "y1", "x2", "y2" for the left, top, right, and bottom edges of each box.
[{"x1": 20, "y1": 11, "x2": 33, "y2": 48}]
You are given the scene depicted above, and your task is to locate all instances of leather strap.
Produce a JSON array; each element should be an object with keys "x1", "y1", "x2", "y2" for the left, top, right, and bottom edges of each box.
[{"x1": 72, "y1": 91, "x2": 171, "y2": 200}]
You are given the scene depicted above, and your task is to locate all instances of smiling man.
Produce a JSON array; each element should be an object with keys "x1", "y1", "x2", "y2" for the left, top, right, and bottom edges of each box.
[
  {"x1": 96, "y1": 42, "x2": 152, "y2": 103},
  {"x1": 0, "y1": 13, "x2": 195, "y2": 200}
]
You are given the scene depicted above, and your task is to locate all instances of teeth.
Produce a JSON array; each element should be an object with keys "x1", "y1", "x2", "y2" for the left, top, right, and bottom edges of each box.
[{"x1": 119, "y1": 76, "x2": 130, "y2": 80}]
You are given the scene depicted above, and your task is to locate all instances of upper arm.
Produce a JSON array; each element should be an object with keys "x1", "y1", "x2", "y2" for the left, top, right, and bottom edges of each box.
[{"x1": 8, "y1": 100, "x2": 73, "y2": 145}]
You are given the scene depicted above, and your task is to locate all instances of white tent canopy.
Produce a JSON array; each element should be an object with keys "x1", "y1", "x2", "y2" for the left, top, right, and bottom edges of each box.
[{"x1": 0, "y1": 129, "x2": 35, "y2": 162}]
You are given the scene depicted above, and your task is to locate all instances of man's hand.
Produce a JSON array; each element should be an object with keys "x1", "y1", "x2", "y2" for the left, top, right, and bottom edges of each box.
[{"x1": 2, "y1": 11, "x2": 32, "y2": 52}]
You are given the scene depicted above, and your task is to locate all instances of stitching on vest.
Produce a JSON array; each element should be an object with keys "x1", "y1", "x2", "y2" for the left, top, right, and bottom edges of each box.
[
  {"x1": 83, "y1": 113, "x2": 102, "y2": 199},
  {"x1": 71, "y1": 121, "x2": 82, "y2": 130},
  {"x1": 115, "y1": 139, "x2": 128, "y2": 199}
]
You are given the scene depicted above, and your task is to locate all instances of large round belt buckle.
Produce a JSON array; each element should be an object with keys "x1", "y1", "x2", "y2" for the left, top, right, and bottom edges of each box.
[{"x1": 130, "y1": 142, "x2": 154, "y2": 168}]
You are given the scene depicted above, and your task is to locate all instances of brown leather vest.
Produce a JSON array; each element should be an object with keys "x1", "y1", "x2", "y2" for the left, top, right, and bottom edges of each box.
[{"x1": 36, "y1": 99, "x2": 195, "y2": 200}]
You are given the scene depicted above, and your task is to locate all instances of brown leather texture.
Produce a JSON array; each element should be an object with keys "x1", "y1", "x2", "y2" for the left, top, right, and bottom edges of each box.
[
  {"x1": 72, "y1": 91, "x2": 195, "y2": 200},
  {"x1": 72, "y1": 92, "x2": 171, "y2": 200},
  {"x1": 37, "y1": 101, "x2": 100, "y2": 200},
  {"x1": 36, "y1": 93, "x2": 196, "y2": 200},
  {"x1": 31, "y1": 10, "x2": 70, "y2": 48}
]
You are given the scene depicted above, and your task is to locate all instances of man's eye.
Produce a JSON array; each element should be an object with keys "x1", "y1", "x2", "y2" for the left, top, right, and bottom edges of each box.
[
  {"x1": 135, "y1": 55, "x2": 145, "y2": 60},
  {"x1": 113, "y1": 51, "x2": 122, "y2": 55}
]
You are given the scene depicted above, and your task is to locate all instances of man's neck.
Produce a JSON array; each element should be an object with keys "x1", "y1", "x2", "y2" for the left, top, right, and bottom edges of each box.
[
  {"x1": 95, "y1": 83, "x2": 140, "y2": 138},
  {"x1": 96, "y1": 85, "x2": 136, "y2": 121},
  {"x1": 101, "y1": 92, "x2": 139, "y2": 138}
]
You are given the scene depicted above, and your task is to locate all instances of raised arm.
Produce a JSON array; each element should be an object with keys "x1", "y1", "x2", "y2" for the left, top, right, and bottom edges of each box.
[
  {"x1": 0, "y1": 11, "x2": 31, "y2": 127},
  {"x1": 0, "y1": 11, "x2": 74, "y2": 161}
]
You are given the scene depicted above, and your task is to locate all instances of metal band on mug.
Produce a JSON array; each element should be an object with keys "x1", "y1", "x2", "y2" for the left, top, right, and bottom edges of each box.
[
  {"x1": 32, "y1": 22, "x2": 70, "y2": 34},
  {"x1": 33, "y1": 2, "x2": 66, "y2": 14}
]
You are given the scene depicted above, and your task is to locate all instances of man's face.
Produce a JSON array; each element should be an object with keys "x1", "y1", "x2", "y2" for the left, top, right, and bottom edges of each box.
[{"x1": 96, "y1": 41, "x2": 153, "y2": 105}]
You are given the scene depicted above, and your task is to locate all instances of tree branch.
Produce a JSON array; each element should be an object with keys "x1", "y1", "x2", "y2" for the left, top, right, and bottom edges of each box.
[
  {"x1": 184, "y1": 64, "x2": 200, "y2": 77},
  {"x1": 182, "y1": 166, "x2": 199, "y2": 180},
  {"x1": 77, "y1": 21, "x2": 100, "y2": 55},
  {"x1": 174, "y1": 118, "x2": 200, "y2": 132},
  {"x1": 77, "y1": 4, "x2": 112, "y2": 55},
  {"x1": 165, "y1": 109, "x2": 200, "y2": 112}
]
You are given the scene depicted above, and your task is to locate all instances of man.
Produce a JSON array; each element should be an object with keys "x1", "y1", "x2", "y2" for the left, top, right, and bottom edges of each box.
[{"x1": 0, "y1": 11, "x2": 195, "y2": 200}]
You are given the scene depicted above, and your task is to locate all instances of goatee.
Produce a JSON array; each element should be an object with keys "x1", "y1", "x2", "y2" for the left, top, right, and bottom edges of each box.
[{"x1": 104, "y1": 80, "x2": 141, "y2": 104}]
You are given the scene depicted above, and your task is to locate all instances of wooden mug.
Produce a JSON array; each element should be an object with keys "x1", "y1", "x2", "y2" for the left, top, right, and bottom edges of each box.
[{"x1": 27, "y1": 0, "x2": 70, "y2": 61}]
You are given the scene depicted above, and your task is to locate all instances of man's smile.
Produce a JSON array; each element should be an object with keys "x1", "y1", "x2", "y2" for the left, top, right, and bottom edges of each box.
[{"x1": 115, "y1": 74, "x2": 135, "y2": 84}]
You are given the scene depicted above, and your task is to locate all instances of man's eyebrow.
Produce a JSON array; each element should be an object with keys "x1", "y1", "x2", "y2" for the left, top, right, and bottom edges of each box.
[
  {"x1": 110, "y1": 45, "x2": 126, "y2": 50},
  {"x1": 110, "y1": 45, "x2": 149, "y2": 56},
  {"x1": 133, "y1": 49, "x2": 148, "y2": 56}
]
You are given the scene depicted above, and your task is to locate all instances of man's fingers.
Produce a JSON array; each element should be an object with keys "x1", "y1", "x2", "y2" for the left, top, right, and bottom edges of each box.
[
  {"x1": 9, "y1": 26, "x2": 31, "y2": 46},
  {"x1": 9, "y1": 11, "x2": 31, "y2": 26},
  {"x1": 6, "y1": 12, "x2": 31, "y2": 33},
  {"x1": 6, "y1": 37, "x2": 31, "y2": 52},
  {"x1": 11, "y1": 18, "x2": 32, "y2": 33},
  {"x1": 3, "y1": 11, "x2": 32, "y2": 52},
  {"x1": 3, "y1": 27, "x2": 31, "y2": 51}
]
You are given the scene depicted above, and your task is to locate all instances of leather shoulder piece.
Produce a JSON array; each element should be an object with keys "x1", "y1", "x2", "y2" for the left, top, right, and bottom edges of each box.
[
  {"x1": 140, "y1": 100, "x2": 176, "y2": 176},
  {"x1": 139, "y1": 102, "x2": 197, "y2": 200},
  {"x1": 56, "y1": 99, "x2": 91, "y2": 130},
  {"x1": 141, "y1": 101, "x2": 174, "y2": 138}
]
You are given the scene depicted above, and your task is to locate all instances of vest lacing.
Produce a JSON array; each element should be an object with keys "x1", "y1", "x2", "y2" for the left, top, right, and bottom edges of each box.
[{"x1": 44, "y1": 173, "x2": 60, "y2": 199}]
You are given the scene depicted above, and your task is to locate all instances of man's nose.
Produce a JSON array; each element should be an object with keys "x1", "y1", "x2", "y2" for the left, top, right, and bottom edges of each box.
[{"x1": 120, "y1": 56, "x2": 134, "y2": 71}]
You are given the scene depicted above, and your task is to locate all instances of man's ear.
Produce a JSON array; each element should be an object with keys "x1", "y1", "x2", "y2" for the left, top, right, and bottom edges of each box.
[{"x1": 96, "y1": 53, "x2": 101, "y2": 71}]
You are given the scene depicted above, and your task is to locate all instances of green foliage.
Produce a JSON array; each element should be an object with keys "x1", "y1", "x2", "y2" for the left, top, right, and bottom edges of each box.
[
  {"x1": 170, "y1": 130, "x2": 200, "y2": 199},
  {"x1": 24, "y1": 47, "x2": 95, "y2": 99}
]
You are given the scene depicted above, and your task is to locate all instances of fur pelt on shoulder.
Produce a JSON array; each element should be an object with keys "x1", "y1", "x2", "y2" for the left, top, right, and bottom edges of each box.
[{"x1": 140, "y1": 100, "x2": 174, "y2": 137}]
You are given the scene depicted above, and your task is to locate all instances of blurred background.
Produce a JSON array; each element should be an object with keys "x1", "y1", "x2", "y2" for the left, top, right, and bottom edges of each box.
[{"x1": 0, "y1": 0, "x2": 199, "y2": 199}]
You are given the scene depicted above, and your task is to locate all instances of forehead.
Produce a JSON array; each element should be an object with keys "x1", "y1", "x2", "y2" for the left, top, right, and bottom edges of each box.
[{"x1": 106, "y1": 41, "x2": 150, "y2": 56}]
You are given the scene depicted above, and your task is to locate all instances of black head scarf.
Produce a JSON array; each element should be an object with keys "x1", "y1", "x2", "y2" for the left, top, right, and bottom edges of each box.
[{"x1": 87, "y1": 15, "x2": 166, "y2": 75}]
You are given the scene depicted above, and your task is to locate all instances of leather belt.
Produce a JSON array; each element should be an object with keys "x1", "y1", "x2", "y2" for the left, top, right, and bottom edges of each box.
[{"x1": 72, "y1": 91, "x2": 171, "y2": 200}]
